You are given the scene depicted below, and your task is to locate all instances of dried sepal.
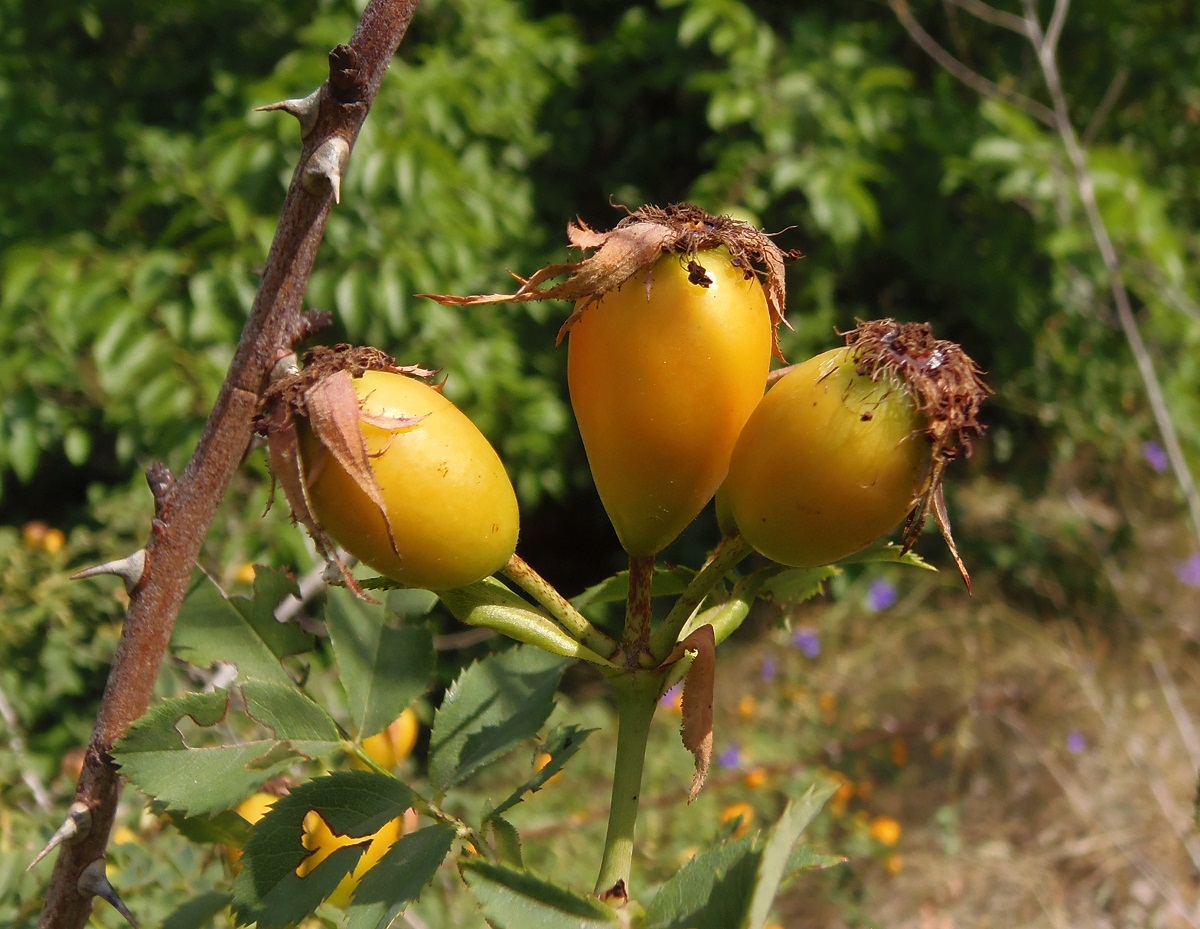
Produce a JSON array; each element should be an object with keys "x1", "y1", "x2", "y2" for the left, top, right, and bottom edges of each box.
[
  {"x1": 841, "y1": 319, "x2": 991, "y2": 591},
  {"x1": 423, "y1": 203, "x2": 800, "y2": 360},
  {"x1": 659, "y1": 624, "x2": 717, "y2": 801},
  {"x1": 256, "y1": 344, "x2": 437, "y2": 600}
]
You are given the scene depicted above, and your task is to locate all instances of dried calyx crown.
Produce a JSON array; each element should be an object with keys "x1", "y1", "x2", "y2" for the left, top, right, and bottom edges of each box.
[
  {"x1": 425, "y1": 202, "x2": 801, "y2": 360},
  {"x1": 256, "y1": 344, "x2": 437, "y2": 600},
  {"x1": 842, "y1": 318, "x2": 991, "y2": 593}
]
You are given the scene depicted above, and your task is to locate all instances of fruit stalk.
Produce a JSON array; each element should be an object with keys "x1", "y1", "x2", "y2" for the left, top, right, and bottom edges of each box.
[
  {"x1": 593, "y1": 670, "x2": 664, "y2": 897},
  {"x1": 650, "y1": 534, "x2": 753, "y2": 661},
  {"x1": 501, "y1": 554, "x2": 617, "y2": 659},
  {"x1": 621, "y1": 554, "x2": 656, "y2": 666}
]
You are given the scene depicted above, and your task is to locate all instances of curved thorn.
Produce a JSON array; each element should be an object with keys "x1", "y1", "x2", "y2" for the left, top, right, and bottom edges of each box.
[
  {"x1": 254, "y1": 86, "x2": 323, "y2": 139},
  {"x1": 71, "y1": 549, "x2": 147, "y2": 595},
  {"x1": 301, "y1": 136, "x2": 350, "y2": 205},
  {"x1": 77, "y1": 859, "x2": 139, "y2": 928},
  {"x1": 27, "y1": 802, "x2": 91, "y2": 871}
]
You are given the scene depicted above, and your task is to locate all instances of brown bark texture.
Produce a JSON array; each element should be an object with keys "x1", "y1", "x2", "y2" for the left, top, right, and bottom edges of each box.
[{"x1": 36, "y1": 2, "x2": 421, "y2": 926}]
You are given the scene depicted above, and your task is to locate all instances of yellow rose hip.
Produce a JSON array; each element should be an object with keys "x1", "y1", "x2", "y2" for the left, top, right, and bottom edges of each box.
[{"x1": 567, "y1": 248, "x2": 772, "y2": 555}]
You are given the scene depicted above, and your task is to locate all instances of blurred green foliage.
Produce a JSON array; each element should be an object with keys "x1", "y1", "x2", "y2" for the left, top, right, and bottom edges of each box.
[{"x1": 3, "y1": 0, "x2": 1197, "y2": 525}]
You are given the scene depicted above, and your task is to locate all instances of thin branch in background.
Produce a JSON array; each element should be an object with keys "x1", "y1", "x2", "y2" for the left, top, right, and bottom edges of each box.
[
  {"x1": 0, "y1": 680, "x2": 52, "y2": 813},
  {"x1": 1024, "y1": 2, "x2": 1200, "y2": 545},
  {"x1": 1145, "y1": 640, "x2": 1200, "y2": 771},
  {"x1": 886, "y1": 0, "x2": 1055, "y2": 126},
  {"x1": 890, "y1": 0, "x2": 1200, "y2": 547},
  {"x1": 948, "y1": 0, "x2": 1029, "y2": 35},
  {"x1": 1038, "y1": 0, "x2": 1071, "y2": 61},
  {"x1": 1081, "y1": 66, "x2": 1129, "y2": 146}
]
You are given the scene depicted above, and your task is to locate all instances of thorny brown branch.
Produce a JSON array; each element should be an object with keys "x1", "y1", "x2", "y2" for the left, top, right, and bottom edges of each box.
[{"x1": 36, "y1": 3, "x2": 421, "y2": 927}]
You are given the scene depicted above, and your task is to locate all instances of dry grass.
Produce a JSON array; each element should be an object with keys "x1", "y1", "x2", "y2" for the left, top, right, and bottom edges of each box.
[{"x1": 755, "y1": 475, "x2": 1200, "y2": 929}]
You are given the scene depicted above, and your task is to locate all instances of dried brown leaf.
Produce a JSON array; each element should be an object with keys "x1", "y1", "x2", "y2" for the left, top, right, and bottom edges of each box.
[
  {"x1": 303, "y1": 370, "x2": 401, "y2": 562},
  {"x1": 260, "y1": 402, "x2": 376, "y2": 602},
  {"x1": 661, "y1": 624, "x2": 717, "y2": 801}
]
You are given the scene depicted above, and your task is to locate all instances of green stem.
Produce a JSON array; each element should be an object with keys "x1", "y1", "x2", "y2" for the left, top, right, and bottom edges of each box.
[
  {"x1": 621, "y1": 554, "x2": 655, "y2": 667},
  {"x1": 594, "y1": 671, "x2": 663, "y2": 896},
  {"x1": 502, "y1": 554, "x2": 618, "y2": 659},
  {"x1": 649, "y1": 534, "x2": 753, "y2": 660},
  {"x1": 676, "y1": 569, "x2": 766, "y2": 651}
]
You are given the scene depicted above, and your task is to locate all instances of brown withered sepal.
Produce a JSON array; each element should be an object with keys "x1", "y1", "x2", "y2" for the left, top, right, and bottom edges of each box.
[
  {"x1": 841, "y1": 319, "x2": 991, "y2": 593},
  {"x1": 256, "y1": 344, "x2": 437, "y2": 599},
  {"x1": 424, "y1": 203, "x2": 801, "y2": 361}
]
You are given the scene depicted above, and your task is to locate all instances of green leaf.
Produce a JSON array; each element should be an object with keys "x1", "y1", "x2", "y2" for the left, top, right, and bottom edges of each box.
[
  {"x1": 346, "y1": 824, "x2": 457, "y2": 929},
  {"x1": 785, "y1": 843, "x2": 846, "y2": 873},
  {"x1": 838, "y1": 542, "x2": 937, "y2": 570},
  {"x1": 460, "y1": 859, "x2": 618, "y2": 929},
  {"x1": 172, "y1": 569, "x2": 314, "y2": 685},
  {"x1": 643, "y1": 836, "x2": 760, "y2": 929},
  {"x1": 63, "y1": 426, "x2": 91, "y2": 465},
  {"x1": 7, "y1": 416, "x2": 39, "y2": 482},
  {"x1": 644, "y1": 783, "x2": 840, "y2": 929},
  {"x1": 162, "y1": 890, "x2": 235, "y2": 929},
  {"x1": 428, "y1": 647, "x2": 568, "y2": 791},
  {"x1": 571, "y1": 565, "x2": 695, "y2": 612},
  {"x1": 114, "y1": 682, "x2": 340, "y2": 815},
  {"x1": 233, "y1": 771, "x2": 421, "y2": 928},
  {"x1": 486, "y1": 724, "x2": 595, "y2": 821},
  {"x1": 741, "y1": 784, "x2": 838, "y2": 929},
  {"x1": 385, "y1": 587, "x2": 440, "y2": 619},
  {"x1": 485, "y1": 816, "x2": 524, "y2": 867},
  {"x1": 161, "y1": 807, "x2": 252, "y2": 847},
  {"x1": 325, "y1": 587, "x2": 435, "y2": 739},
  {"x1": 759, "y1": 566, "x2": 839, "y2": 605}
]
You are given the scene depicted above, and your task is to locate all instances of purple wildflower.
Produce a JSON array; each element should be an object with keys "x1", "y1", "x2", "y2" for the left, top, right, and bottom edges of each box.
[
  {"x1": 760, "y1": 654, "x2": 778, "y2": 683},
  {"x1": 791, "y1": 627, "x2": 821, "y2": 659},
  {"x1": 865, "y1": 577, "x2": 898, "y2": 613},
  {"x1": 1066, "y1": 730, "x2": 1087, "y2": 755},
  {"x1": 1177, "y1": 553, "x2": 1200, "y2": 589},
  {"x1": 1142, "y1": 441, "x2": 1169, "y2": 474},
  {"x1": 717, "y1": 743, "x2": 743, "y2": 770}
]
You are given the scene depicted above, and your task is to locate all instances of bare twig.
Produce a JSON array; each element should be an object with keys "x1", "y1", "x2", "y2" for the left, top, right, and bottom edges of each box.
[
  {"x1": 36, "y1": 4, "x2": 421, "y2": 927},
  {"x1": 0, "y1": 680, "x2": 52, "y2": 813},
  {"x1": 1081, "y1": 66, "x2": 1128, "y2": 146},
  {"x1": 891, "y1": 0, "x2": 1200, "y2": 546},
  {"x1": 886, "y1": 0, "x2": 1055, "y2": 126},
  {"x1": 1022, "y1": 0, "x2": 1200, "y2": 544},
  {"x1": 948, "y1": 0, "x2": 1029, "y2": 35}
]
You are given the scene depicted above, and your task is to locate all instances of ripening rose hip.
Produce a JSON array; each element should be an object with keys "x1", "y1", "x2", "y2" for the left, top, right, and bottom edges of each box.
[
  {"x1": 567, "y1": 248, "x2": 772, "y2": 556},
  {"x1": 724, "y1": 320, "x2": 989, "y2": 586},
  {"x1": 725, "y1": 347, "x2": 927, "y2": 566},
  {"x1": 359, "y1": 708, "x2": 420, "y2": 770},
  {"x1": 422, "y1": 205, "x2": 795, "y2": 558},
  {"x1": 297, "y1": 369, "x2": 519, "y2": 590},
  {"x1": 297, "y1": 808, "x2": 406, "y2": 908},
  {"x1": 261, "y1": 346, "x2": 519, "y2": 594}
]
